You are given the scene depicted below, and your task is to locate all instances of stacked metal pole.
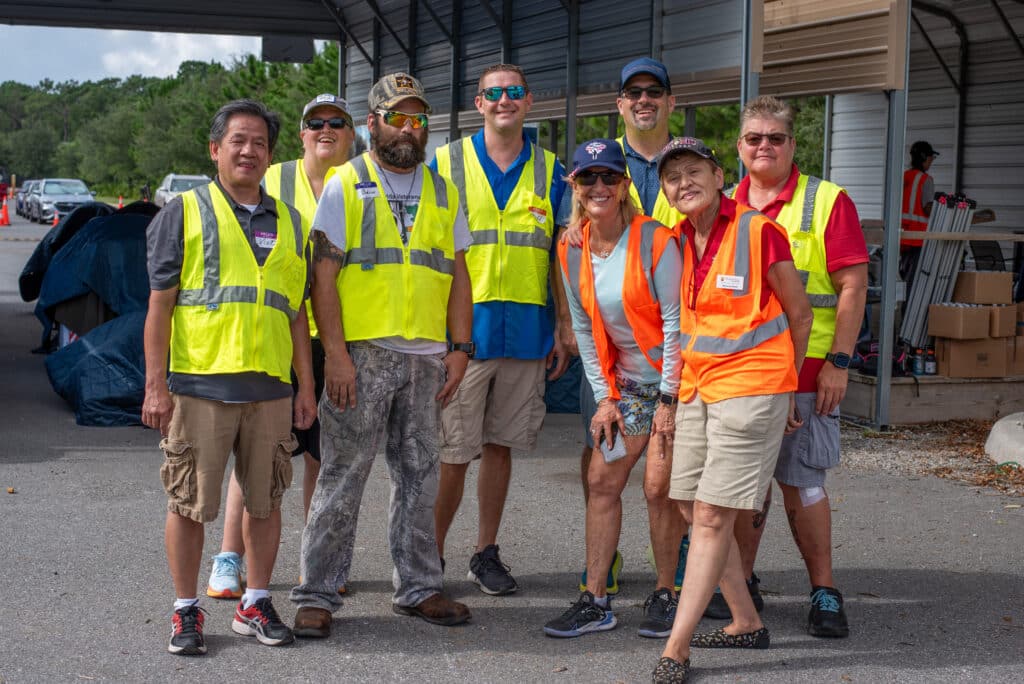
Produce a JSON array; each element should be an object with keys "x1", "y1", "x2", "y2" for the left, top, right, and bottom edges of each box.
[{"x1": 899, "y1": 193, "x2": 976, "y2": 348}]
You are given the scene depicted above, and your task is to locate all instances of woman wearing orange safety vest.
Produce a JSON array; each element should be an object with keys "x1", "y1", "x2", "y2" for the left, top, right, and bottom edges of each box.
[
  {"x1": 652, "y1": 138, "x2": 813, "y2": 684},
  {"x1": 545, "y1": 139, "x2": 685, "y2": 641}
]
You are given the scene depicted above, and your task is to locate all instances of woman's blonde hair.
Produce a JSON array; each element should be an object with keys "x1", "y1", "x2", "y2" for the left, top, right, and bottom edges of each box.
[{"x1": 565, "y1": 175, "x2": 640, "y2": 230}]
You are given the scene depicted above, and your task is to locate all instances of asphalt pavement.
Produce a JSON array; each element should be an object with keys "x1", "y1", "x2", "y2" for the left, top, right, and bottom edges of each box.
[{"x1": 1, "y1": 212, "x2": 1021, "y2": 683}]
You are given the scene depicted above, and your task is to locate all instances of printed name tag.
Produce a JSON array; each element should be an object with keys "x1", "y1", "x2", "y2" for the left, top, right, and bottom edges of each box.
[
  {"x1": 716, "y1": 274, "x2": 745, "y2": 291},
  {"x1": 528, "y1": 205, "x2": 547, "y2": 224},
  {"x1": 355, "y1": 181, "x2": 379, "y2": 200},
  {"x1": 254, "y1": 230, "x2": 277, "y2": 249}
]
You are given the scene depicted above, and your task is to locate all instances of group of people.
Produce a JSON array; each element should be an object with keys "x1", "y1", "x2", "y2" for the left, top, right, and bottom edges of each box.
[{"x1": 142, "y1": 56, "x2": 868, "y2": 683}]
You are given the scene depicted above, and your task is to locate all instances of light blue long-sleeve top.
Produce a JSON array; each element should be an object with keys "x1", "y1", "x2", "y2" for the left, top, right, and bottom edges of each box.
[{"x1": 561, "y1": 223, "x2": 682, "y2": 403}]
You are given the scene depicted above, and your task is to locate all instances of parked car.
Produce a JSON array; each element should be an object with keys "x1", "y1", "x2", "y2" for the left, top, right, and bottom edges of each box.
[
  {"x1": 154, "y1": 174, "x2": 211, "y2": 207},
  {"x1": 29, "y1": 178, "x2": 95, "y2": 223},
  {"x1": 16, "y1": 180, "x2": 39, "y2": 217}
]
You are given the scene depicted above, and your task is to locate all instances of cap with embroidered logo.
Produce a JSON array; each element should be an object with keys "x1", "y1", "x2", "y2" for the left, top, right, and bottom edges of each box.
[
  {"x1": 301, "y1": 94, "x2": 352, "y2": 125},
  {"x1": 657, "y1": 136, "x2": 720, "y2": 176},
  {"x1": 570, "y1": 138, "x2": 627, "y2": 177},
  {"x1": 368, "y1": 73, "x2": 432, "y2": 114}
]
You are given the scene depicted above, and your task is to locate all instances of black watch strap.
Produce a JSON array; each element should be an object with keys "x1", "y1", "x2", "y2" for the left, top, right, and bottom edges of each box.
[
  {"x1": 825, "y1": 352, "x2": 851, "y2": 369},
  {"x1": 660, "y1": 392, "x2": 678, "y2": 406},
  {"x1": 449, "y1": 342, "x2": 475, "y2": 358}
]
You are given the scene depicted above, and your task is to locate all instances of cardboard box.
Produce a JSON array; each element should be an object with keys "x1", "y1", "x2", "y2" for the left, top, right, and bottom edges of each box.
[
  {"x1": 952, "y1": 271, "x2": 1013, "y2": 304},
  {"x1": 936, "y1": 337, "x2": 1009, "y2": 378},
  {"x1": 990, "y1": 305, "x2": 1017, "y2": 337},
  {"x1": 1017, "y1": 301, "x2": 1024, "y2": 322},
  {"x1": 1013, "y1": 336, "x2": 1024, "y2": 375},
  {"x1": 928, "y1": 304, "x2": 990, "y2": 340}
]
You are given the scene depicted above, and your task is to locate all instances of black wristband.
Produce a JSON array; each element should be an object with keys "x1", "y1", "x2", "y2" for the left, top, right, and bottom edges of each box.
[{"x1": 659, "y1": 393, "x2": 678, "y2": 406}]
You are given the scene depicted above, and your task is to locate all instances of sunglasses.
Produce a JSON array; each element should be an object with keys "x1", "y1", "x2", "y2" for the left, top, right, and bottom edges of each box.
[
  {"x1": 376, "y1": 110, "x2": 429, "y2": 129},
  {"x1": 741, "y1": 132, "x2": 791, "y2": 147},
  {"x1": 305, "y1": 117, "x2": 351, "y2": 131},
  {"x1": 575, "y1": 171, "x2": 624, "y2": 187},
  {"x1": 478, "y1": 85, "x2": 527, "y2": 101},
  {"x1": 621, "y1": 85, "x2": 667, "y2": 100}
]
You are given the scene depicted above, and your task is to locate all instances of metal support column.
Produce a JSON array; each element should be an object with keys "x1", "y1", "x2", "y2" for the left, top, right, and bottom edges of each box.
[
  {"x1": 449, "y1": 0, "x2": 463, "y2": 140},
  {"x1": 739, "y1": 0, "x2": 760, "y2": 179},
  {"x1": 565, "y1": 0, "x2": 580, "y2": 161},
  {"x1": 822, "y1": 94, "x2": 833, "y2": 180},
  {"x1": 607, "y1": 114, "x2": 619, "y2": 139},
  {"x1": 684, "y1": 107, "x2": 696, "y2": 137},
  {"x1": 337, "y1": 37, "x2": 346, "y2": 97},
  {"x1": 408, "y1": 0, "x2": 418, "y2": 74}
]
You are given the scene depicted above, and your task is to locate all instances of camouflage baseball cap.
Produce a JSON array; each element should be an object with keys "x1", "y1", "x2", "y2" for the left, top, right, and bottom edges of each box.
[{"x1": 368, "y1": 72, "x2": 432, "y2": 114}]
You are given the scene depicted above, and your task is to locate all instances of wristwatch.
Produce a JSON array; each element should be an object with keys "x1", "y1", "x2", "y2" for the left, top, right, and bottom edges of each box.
[
  {"x1": 448, "y1": 341, "x2": 476, "y2": 359},
  {"x1": 825, "y1": 352, "x2": 851, "y2": 369},
  {"x1": 659, "y1": 392, "x2": 678, "y2": 406}
]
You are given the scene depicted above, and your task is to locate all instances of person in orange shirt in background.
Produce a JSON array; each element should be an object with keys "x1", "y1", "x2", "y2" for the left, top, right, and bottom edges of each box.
[{"x1": 900, "y1": 140, "x2": 939, "y2": 284}]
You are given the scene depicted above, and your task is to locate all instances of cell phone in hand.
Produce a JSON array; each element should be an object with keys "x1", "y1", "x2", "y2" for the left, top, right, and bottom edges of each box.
[{"x1": 599, "y1": 423, "x2": 627, "y2": 463}]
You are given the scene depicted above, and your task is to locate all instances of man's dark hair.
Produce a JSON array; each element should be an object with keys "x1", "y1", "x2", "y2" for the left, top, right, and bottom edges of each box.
[{"x1": 209, "y1": 99, "x2": 281, "y2": 153}]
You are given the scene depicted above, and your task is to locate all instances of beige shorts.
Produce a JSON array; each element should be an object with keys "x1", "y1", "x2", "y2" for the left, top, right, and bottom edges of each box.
[
  {"x1": 669, "y1": 393, "x2": 789, "y2": 510},
  {"x1": 159, "y1": 394, "x2": 297, "y2": 523},
  {"x1": 440, "y1": 358, "x2": 547, "y2": 464}
]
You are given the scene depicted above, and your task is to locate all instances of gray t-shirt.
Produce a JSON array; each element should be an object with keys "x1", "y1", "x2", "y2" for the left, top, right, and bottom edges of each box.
[
  {"x1": 146, "y1": 178, "x2": 310, "y2": 402},
  {"x1": 313, "y1": 159, "x2": 472, "y2": 355}
]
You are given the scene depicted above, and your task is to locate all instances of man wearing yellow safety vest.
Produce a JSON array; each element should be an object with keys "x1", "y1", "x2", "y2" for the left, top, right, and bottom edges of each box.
[
  {"x1": 143, "y1": 99, "x2": 316, "y2": 656},
  {"x1": 723, "y1": 95, "x2": 868, "y2": 638},
  {"x1": 290, "y1": 73, "x2": 474, "y2": 637},
  {"x1": 205, "y1": 94, "x2": 356, "y2": 603},
  {"x1": 430, "y1": 63, "x2": 572, "y2": 596}
]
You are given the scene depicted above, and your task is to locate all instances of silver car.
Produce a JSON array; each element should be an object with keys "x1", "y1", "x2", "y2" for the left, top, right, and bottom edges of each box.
[
  {"x1": 30, "y1": 178, "x2": 94, "y2": 223},
  {"x1": 154, "y1": 174, "x2": 211, "y2": 207}
]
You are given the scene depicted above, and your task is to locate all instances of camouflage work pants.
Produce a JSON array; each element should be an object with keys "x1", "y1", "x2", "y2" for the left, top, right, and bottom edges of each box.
[{"x1": 290, "y1": 342, "x2": 446, "y2": 612}]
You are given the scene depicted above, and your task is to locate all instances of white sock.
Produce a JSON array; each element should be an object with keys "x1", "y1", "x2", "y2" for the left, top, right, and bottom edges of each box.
[
  {"x1": 242, "y1": 588, "x2": 270, "y2": 609},
  {"x1": 593, "y1": 594, "x2": 609, "y2": 608},
  {"x1": 173, "y1": 597, "x2": 199, "y2": 611}
]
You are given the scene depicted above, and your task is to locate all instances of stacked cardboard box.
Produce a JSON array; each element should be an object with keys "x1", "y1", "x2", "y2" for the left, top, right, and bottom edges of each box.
[{"x1": 927, "y1": 271, "x2": 1021, "y2": 378}]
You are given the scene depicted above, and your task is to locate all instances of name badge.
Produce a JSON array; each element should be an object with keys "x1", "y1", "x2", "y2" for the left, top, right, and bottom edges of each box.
[
  {"x1": 716, "y1": 274, "x2": 745, "y2": 291},
  {"x1": 528, "y1": 205, "x2": 548, "y2": 224},
  {"x1": 254, "y1": 230, "x2": 277, "y2": 249},
  {"x1": 355, "y1": 181, "x2": 379, "y2": 200}
]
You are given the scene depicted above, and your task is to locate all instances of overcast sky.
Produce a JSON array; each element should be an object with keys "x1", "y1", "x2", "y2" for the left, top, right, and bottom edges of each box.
[{"x1": 3, "y1": 25, "x2": 261, "y2": 86}]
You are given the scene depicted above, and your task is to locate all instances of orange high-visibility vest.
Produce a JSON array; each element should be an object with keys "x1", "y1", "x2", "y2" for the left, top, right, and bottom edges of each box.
[
  {"x1": 678, "y1": 205, "x2": 796, "y2": 404},
  {"x1": 901, "y1": 169, "x2": 931, "y2": 248},
  {"x1": 559, "y1": 215, "x2": 677, "y2": 401}
]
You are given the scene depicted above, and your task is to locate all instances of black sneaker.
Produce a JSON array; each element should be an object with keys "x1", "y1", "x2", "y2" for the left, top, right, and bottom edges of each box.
[
  {"x1": 168, "y1": 604, "x2": 207, "y2": 656},
  {"x1": 703, "y1": 573, "x2": 764, "y2": 619},
  {"x1": 232, "y1": 596, "x2": 295, "y2": 646},
  {"x1": 808, "y1": 586, "x2": 849, "y2": 638},
  {"x1": 468, "y1": 544, "x2": 518, "y2": 595},
  {"x1": 543, "y1": 591, "x2": 617, "y2": 638},
  {"x1": 637, "y1": 588, "x2": 677, "y2": 638}
]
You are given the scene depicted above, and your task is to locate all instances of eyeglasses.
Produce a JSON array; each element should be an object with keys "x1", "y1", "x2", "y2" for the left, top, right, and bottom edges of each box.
[
  {"x1": 621, "y1": 85, "x2": 667, "y2": 100},
  {"x1": 575, "y1": 171, "x2": 624, "y2": 187},
  {"x1": 741, "y1": 132, "x2": 791, "y2": 147},
  {"x1": 305, "y1": 117, "x2": 351, "y2": 131},
  {"x1": 478, "y1": 85, "x2": 527, "y2": 101},
  {"x1": 376, "y1": 110, "x2": 429, "y2": 129}
]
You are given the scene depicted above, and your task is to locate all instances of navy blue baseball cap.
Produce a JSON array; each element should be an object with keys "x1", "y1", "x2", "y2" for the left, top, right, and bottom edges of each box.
[
  {"x1": 570, "y1": 138, "x2": 627, "y2": 177},
  {"x1": 620, "y1": 57, "x2": 671, "y2": 90}
]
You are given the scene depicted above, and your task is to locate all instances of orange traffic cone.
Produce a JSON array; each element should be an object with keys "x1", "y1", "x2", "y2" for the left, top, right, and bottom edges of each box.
[
  {"x1": 117, "y1": 195, "x2": 124, "y2": 209},
  {"x1": 0, "y1": 197, "x2": 10, "y2": 226},
  {"x1": 52, "y1": 211, "x2": 59, "y2": 226}
]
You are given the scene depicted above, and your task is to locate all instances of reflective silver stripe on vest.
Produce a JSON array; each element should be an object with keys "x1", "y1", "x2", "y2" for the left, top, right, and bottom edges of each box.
[
  {"x1": 531, "y1": 143, "x2": 546, "y2": 197},
  {"x1": 505, "y1": 227, "x2": 551, "y2": 249},
  {"x1": 448, "y1": 141, "x2": 469, "y2": 216},
  {"x1": 808, "y1": 293, "x2": 838, "y2": 307},
  {"x1": 730, "y1": 210, "x2": 756, "y2": 297},
  {"x1": 278, "y1": 159, "x2": 297, "y2": 207},
  {"x1": 565, "y1": 245, "x2": 583, "y2": 304},
  {"x1": 903, "y1": 171, "x2": 924, "y2": 222},
  {"x1": 284, "y1": 202, "x2": 303, "y2": 256},
  {"x1": 691, "y1": 312, "x2": 790, "y2": 354},
  {"x1": 177, "y1": 184, "x2": 297, "y2": 318},
  {"x1": 799, "y1": 176, "x2": 821, "y2": 233},
  {"x1": 639, "y1": 220, "x2": 662, "y2": 301},
  {"x1": 345, "y1": 155, "x2": 450, "y2": 274},
  {"x1": 471, "y1": 229, "x2": 500, "y2": 245}
]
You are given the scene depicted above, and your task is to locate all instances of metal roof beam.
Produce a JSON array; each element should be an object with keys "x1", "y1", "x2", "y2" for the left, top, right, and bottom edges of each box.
[
  {"x1": 911, "y1": 11, "x2": 960, "y2": 92},
  {"x1": 419, "y1": 0, "x2": 454, "y2": 44},
  {"x1": 363, "y1": 0, "x2": 411, "y2": 57},
  {"x1": 320, "y1": 0, "x2": 374, "y2": 66},
  {"x1": 989, "y1": 0, "x2": 1024, "y2": 60}
]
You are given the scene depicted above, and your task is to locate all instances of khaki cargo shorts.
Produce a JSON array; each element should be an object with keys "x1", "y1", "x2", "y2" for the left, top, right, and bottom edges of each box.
[
  {"x1": 670, "y1": 392, "x2": 789, "y2": 510},
  {"x1": 159, "y1": 394, "x2": 296, "y2": 523},
  {"x1": 440, "y1": 358, "x2": 547, "y2": 464}
]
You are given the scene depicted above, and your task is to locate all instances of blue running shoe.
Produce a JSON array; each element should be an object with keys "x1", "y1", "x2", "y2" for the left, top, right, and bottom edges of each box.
[
  {"x1": 579, "y1": 550, "x2": 622, "y2": 595},
  {"x1": 207, "y1": 552, "x2": 245, "y2": 599},
  {"x1": 674, "y1": 535, "x2": 690, "y2": 592},
  {"x1": 544, "y1": 591, "x2": 617, "y2": 638}
]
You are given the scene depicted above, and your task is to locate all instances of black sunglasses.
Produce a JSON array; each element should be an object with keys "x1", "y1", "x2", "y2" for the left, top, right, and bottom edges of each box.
[
  {"x1": 621, "y1": 85, "x2": 667, "y2": 100},
  {"x1": 575, "y1": 171, "x2": 624, "y2": 187},
  {"x1": 305, "y1": 117, "x2": 351, "y2": 131}
]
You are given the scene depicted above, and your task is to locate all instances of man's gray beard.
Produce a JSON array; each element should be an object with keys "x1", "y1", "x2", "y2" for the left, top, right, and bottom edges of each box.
[{"x1": 373, "y1": 131, "x2": 425, "y2": 168}]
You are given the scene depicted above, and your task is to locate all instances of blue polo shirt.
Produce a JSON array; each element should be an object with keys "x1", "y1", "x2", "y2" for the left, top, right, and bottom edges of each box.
[
  {"x1": 430, "y1": 129, "x2": 570, "y2": 360},
  {"x1": 622, "y1": 136, "x2": 665, "y2": 216}
]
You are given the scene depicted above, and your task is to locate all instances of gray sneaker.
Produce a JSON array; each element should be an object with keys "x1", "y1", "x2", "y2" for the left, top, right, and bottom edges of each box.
[{"x1": 638, "y1": 588, "x2": 677, "y2": 638}]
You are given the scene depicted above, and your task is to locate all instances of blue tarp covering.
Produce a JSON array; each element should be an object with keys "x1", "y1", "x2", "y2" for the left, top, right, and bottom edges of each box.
[{"x1": 34, "y1": 207, "x2": 152, "y2": 426}]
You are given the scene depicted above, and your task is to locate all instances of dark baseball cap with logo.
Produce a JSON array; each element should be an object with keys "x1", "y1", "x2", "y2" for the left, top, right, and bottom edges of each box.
[
  {"x1": 570, "y1": 138, "x2": 627, "y2": 177},
  {"x1": 368, "y1": 72, "x2": 432, "y2": 114},
  {"x1": 910, "y1": 140, "x2": 939, "y2": 158},
  {"x1": 656, "y1": 137, "x2": 720, "y2": 176}
]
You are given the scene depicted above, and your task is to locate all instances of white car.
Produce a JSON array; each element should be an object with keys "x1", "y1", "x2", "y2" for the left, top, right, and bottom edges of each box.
[{"x1": 154, "y1": 174, "x2": 211, "y2": 207}]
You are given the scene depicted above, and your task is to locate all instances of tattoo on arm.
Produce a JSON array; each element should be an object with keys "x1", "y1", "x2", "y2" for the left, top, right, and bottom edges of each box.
[
  {"x1": 752, "y1": 496, "x2": 771, "y2": 529},
  {"x1": 312, "y1": 230, "x2": 345, "y2": 265}
]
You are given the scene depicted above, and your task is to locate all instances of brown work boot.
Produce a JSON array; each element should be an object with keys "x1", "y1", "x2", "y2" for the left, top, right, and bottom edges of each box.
[
  {"x1": 293, "y1": 606, "x2": 332, "y2": 638},
  {"x1": 393, "y1": 593, "x2": 471, "y2": 626}
]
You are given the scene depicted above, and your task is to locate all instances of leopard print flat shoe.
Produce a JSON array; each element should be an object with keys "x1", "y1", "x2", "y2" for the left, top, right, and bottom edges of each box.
[
  {"x1": 652, "y1": 656, "x2": 690, "y2": 683},
  {"x1": 689, "y1": 626, "x2": 769, "y2": 649}
]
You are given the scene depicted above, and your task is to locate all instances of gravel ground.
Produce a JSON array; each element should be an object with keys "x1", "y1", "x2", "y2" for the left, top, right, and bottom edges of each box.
[{"x1": 840, "y1": 418, "x2": 1024, "y2": 497}]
